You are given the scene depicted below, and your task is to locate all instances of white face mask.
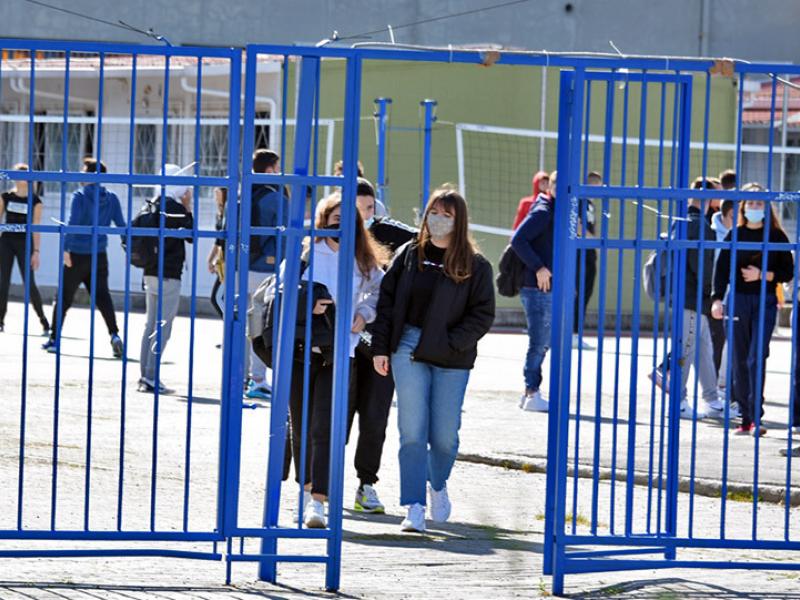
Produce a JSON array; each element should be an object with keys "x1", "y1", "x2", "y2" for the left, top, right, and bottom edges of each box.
[{"x1": 426, "y1": 213, "x2": 455, "y2": 238}]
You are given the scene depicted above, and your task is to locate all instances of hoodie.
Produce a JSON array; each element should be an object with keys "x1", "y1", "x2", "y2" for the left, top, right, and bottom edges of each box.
[
  {"x1": 511, "y1": 193, "x2": 554, "y2": 289},
  {"x1": 710, "y1": 211, "x2": 730, "y2": 262},
  {"x1": 512, "y1": 171, "x2": 549, "y2": 231},
  {"x1": 65, "y1": 184, "x2": 126, "y2": 254}
]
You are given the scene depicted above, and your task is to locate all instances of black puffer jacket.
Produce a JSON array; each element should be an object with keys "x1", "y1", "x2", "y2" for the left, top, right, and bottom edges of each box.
[{"x1": 371, "y1": 241, "x2": 496, "y2": 369}]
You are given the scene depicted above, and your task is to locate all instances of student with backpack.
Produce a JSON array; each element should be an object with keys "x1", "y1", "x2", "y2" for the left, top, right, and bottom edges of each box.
[
  {"x1": 43, "y1": 158, "x2": 126, "y2": 357},
  {"x1": 372, "y1": 185, "x2": 495, "y2": 533},
  {"x1": 135, "y1": 164, "x2": 194, "y2": 394}
]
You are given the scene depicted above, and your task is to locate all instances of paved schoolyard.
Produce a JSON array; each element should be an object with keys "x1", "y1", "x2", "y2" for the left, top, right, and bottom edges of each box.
[{"x1": 1, "y1": 301, "x2": 800, "y2": 598}]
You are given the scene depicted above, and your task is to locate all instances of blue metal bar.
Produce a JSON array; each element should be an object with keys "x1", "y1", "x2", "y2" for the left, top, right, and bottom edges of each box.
[
  {"x1": 325, "y1": 54, "x2": 363, "y2": 593},
  {"x1": 567, "y1": 547, "x2": 666, "y2": 560},
  {"x1": 228, "y1": 527, "x2": 330, "y2": 539},
  {"x1": 374, "y1": 97, "x2": 392, "y2": 208},
  {"x1": 258, "y1": 55, "x2": 320, "y2": 583},
  {"x1": 229, "y1": 554, "x2": 328, "y2": 563},
  {"x1": 82, "y1": 50, "x2": 106, "y2": 532},
  {"x1": 118, "y1": 51, "x2": 138, "y2": 531},
  {"x1": 0, "y1": 170, "x2": 228, "y2": 186},
  {"x1": 624, "y1": 74, "x2": 648, "y2": 536},
  {"x1": 570, "y1": 78, "x2": 592, "y2": 535},
  {"x1": 563, "y1": 559, "x2": 800, "y2": 575},
  {"x1": 609, "y1": 77, "x2": 631, "y2": 536},
  {"x1": 785, "y1": 190, "x2": 800, "y2": 541},
  {"x1": 183, "y1": 54, "x2": 203, "y2": 532},
  {"x1": 420, "y1": 99, "x2": 437, "y2": 209},
  {"x1": 547, "y1": 67, "x2": 583, "y2": 598},
  {"x1": 0, "y1": 549, "x2": 223, "y2": 560},
  {"x1": 589, "y1": 77, "x2": 615, "y2": 536},
  {"x1": 563, "y1": 534, "x2": 800, "y2": 551},
  {"x1": 218, "y1": 49, "x2": 244, "y2": 540}
]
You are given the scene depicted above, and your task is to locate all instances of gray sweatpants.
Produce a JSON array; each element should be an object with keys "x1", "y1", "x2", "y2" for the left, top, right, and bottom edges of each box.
[
  {"x1": 680, "y1": 309, "x2": 718, "y2": 406},
  {"x1": 140, "y1": 275, "x2": 181, "y2": 382}
]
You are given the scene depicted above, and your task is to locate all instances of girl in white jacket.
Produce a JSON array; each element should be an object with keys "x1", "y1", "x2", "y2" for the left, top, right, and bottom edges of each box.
[{"x1": 287, "y1": 192, "x2": 386, "y2": 528}]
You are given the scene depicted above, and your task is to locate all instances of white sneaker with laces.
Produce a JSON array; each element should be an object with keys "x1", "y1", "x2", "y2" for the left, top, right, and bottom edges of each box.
[
  {"x1": 428, "y1": 484, "x2": 452, "y2": 522},
  {"x1": 304, "y1": 499, "x2": 326, "y2": 529},
  {"x1": 705, "y1": 399, "x2": 725, "y2": 418},
  {"x1": 521, "y1": 390, "x2": 549, "y2": 412},
  {"x1": 354, "y1": 484, "x2": 385, "y2": 513},
  {"x1": 680, "y1": 401, "x2": 706, "y2": 420},
  {"x1": 401, "y1": 503, "x2": 426, "y2": 533}
]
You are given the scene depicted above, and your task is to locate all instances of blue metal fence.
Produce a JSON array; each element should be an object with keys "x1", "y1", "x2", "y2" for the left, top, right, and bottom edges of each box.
[{"x1": 4, "y1": 37, "x2": 800, "y2": 596}]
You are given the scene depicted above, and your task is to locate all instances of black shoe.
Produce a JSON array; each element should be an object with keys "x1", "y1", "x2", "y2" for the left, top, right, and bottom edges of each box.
[
  {"x1": 0, "y1": 323, "x2": 4, "y2": 333},
  {"x1": 110, "y1": 334, "x2": 124, "y2": 359}
]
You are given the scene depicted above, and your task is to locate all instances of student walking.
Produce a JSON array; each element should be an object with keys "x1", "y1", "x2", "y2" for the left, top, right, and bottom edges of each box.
[
  {"x1": 207, "y1": 186, "x2": 227, "y2": 320},
  {"x1": 137, "y1": 165, "x2": 194, "y2": 394},
  {"x1": 287, "y1": 193, "x2": 385, "y2": 529},
  {"x1": 350, "y1": 177, "x2": 416, "y2": 514},
  {"x1": 43, "y1": 158, "x2": 126, "y2": 357},
  {"x1": 711, "y1": 184, "x2": 794, "y2": 436},
  {"x1": 511, "y1": 171, "x2": 557, "y2": 413},
  {"x1": 372, "y1": 185, "x2": 495, "y2": 533},
  {"x1": 0, "y1": 163, "x2": 50, "y2": 334}
]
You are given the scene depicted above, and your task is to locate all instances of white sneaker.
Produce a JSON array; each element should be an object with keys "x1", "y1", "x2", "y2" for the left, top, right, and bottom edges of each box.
[
  {"x1": 572, "y1": 334, "x2": 595, "y2": 350},
  {"x1": 705, "y1": 399, "x2": 725, "y2": 418},
  {"x1": 680, "y1": 401, "x2": 706, "y2": 420},
  {"x1": 730, "y1": 402, "x2": 742, "y2": 419},
  {"x1": 521, "y1": 390, "x2": 549, "y2": 412},
  {"x1": 303, "y1": 499, "x2": 327, "y2": 529},
  {"x1": 428, "y1": 484, "x2": 452, "y2": 522},
  {"x1": 401, "y1": 503, "x2": 426, "y2": 533}
]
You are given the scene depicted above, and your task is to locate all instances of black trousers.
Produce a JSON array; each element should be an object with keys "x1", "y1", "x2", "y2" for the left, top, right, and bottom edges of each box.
[
  {"x1": 573, "y1": 250, "x2": 597, "y2": 332},
  {"x1": 0, "y1": 235, "x2": 48, "y2": 328},
  {"x1": 210, "y1": 276, "x2": 223, "y2": 319},
  {"x1": 50, "y1": 252, "x2": 119, "y2": 340},
  {"x1": 708, "y1": 315, "x2": 726, "y2": 377},
  {"x1": 348, "y1": 342, "x2": 395, "y2": 486}
]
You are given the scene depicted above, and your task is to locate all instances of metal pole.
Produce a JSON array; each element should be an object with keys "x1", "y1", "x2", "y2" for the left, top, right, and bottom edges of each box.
[
  {"x1": 780, "y1": 77, "x2": 788, "y2": 193},
  {"x1": 374, "y1": 97, "x2": 392, "y2": 209},
  {"x1": 420, "y1": 98, "x2": 437, "y2": 209},
  {"x1": 540, "y1": 67, "x2": 547, "y2": 171}
]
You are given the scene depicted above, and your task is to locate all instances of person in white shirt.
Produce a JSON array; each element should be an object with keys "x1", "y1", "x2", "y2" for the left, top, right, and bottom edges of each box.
[{"x1": 285, "y1": 192, "x2": 386, "y2": 529}]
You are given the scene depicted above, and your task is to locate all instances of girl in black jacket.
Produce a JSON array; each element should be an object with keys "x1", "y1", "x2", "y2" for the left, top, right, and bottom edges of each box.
[
  {"x1": 711, "y1": 185, "x2": 794, "y2": 436},
  {"x1": 372, "y1": 185, "x2": 495, "y2": 533}
]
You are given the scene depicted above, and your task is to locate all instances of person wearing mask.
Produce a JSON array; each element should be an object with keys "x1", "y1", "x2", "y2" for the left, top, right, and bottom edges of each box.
[
  {"x1": 43, "y1": 158, "x2": 126, "y2": 357},
  {"x1": 0, "y1": 163, "x2": 50, "y2": 335},
  {"x1": 349, "y1": 177, "x2": 416, "y2": 514},
  {"x1": 711, "y1": 184, "x2": 794, "y2": 436},
  {"x1": 207, "y1": 186, "x2": 227, "y2": 320},
  {"x1": 137, "y1": 165, "x2": 194, "y2": 394},
  {"x1": 288, "y1": 193, "x2": 385, "y2": 529},
  {"x1": 246, "y1": 149, "x2": 289, "y2": 400},
  {"x1": 372, "y1": 185, "x2": 495, "y2": 533},
  {"x1": 573, "y1": 170, "x2": 601, "y2": 350},
  {"x1": 511, "y1": 170, "x2": 556, "y2": 413},
  {"x1": 512, "y1": 171, "x2": 549, "y2": 231}
]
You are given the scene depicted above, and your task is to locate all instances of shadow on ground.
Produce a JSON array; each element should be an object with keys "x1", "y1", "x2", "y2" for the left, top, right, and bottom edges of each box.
[{"x1": 572, "y1": 576, "x2": 800, "y2": 599}]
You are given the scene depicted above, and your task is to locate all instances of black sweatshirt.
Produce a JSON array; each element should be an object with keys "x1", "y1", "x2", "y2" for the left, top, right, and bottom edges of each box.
[{"x1": 712, "y1": 225, "x2": 794, "y2": 301}]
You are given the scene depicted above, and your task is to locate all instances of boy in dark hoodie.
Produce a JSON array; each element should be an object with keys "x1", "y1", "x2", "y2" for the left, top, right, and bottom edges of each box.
[{"x1": 43, "y1": 158, "x2": 126, "y2": 357}]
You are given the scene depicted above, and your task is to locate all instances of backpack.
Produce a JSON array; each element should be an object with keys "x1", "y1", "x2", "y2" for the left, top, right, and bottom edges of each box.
[
  {"x1": 642, "y1": 232, "x2": 671, "y2": 301},
  {"x1": 496, "y1": 243, "x2": 526, "y2": 297},
  {"x1": 127, "y1": 201, "x2": 160, "y2": 269}
]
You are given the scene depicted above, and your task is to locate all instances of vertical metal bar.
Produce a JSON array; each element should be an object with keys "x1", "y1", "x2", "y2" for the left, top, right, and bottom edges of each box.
[
  {"x1": 325, "y1": 53, "x2": 363, "y2": 594},
  {"x1": 546, "y1": 68, "x2": 581, "y2": 597},
  {"x1": 539, "y1": 66, "x2": 548, "y2": 170},
  {"x1": 150, "y1": 53, "x2": 171, "y2": 532},
  {"x1": 571, "y1": 78, "x2": 591, "y2": 535},
  {"x1": 218, "y1": 48, "x2": 243, "y2": 539},
  {"x1": 785, "y1": 187, "x2": 800, "y2": 541},
  {"x1": 118, "y1": 51, "x2": 138, "y2": 530},
  {"x1": 665, "y1": 76, "x2": 693, "y2": 553},
  {"x1": 625, "y1": 74, "x2": 648, "y2": 536},
  {"x1": 609, "y1": 77, "x2": 630, "y2": 535},
  {"x1": 259, "y1": 55, "x2": 319, "y2": 583},
  {"x1": 183, "y1": 55, "x2": 203, "y2": 532},
  {"x1": 83, "y1": 50, "x2": 106, "y2": 531},
  {"x1": 720, "y1": 72, "x2": 746, "y2": 538},
  {"x1": 589, "y1": 76, "x2": 615, "y2": 535},
  {"x1": 420, "y1": 99, "x2": 437, "y2": 209},
  {"x1": 374, "y1": 97, "x2": 392, "y2": 209},
  {"x1": 51, "y1": 49, "x2": 72, "y2": 531}
]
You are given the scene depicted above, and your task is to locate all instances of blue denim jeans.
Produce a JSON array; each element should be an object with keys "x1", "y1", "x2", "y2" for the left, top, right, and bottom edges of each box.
[
  {"x1": 391, "y1": 326, "x2": 471, "y2": 506},
  {"x1": 520, "y1": 286, "x2": 552, "y2": 391}
]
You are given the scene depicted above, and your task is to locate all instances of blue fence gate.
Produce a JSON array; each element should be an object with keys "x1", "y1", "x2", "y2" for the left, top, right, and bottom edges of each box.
[{"x1": 546, "y1": 59, "x2": 800, "y2": 594}]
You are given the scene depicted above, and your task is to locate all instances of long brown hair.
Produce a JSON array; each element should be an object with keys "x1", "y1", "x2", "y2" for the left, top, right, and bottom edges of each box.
[
  {"x1": 737, "y1": 182, "x2": 785, "y2": 234},
  {"x1": 308, "y1": 192, "x2": 388, "y2": 277},
  {"x1": 416, "y1": 185, "x2": 478, "y2": 284}
]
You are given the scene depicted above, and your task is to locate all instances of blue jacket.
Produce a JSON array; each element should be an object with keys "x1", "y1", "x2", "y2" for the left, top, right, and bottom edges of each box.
[
  {"x1": 511, "y1": 193, "x2": 554, "y2": 289},
  {"x1": 65, "y1": 184, "x2": 126, "y2": 254},
  {"x1": 250, "y1": 184, "x2": 289, "y2": 273}
]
